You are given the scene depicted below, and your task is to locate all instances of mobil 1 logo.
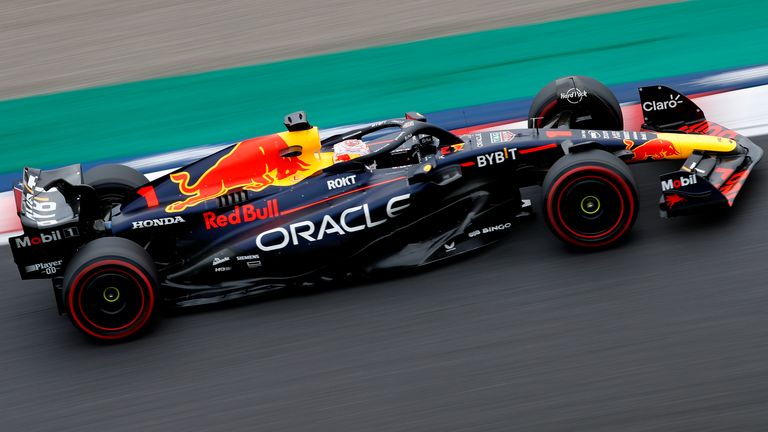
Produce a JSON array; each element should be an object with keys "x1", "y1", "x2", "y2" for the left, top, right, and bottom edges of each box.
[{"x1": 661, "y1": 173, "x2": 697, "y2": 191}]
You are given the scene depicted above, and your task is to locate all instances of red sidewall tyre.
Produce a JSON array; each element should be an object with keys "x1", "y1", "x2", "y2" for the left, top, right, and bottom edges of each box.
[
  {"x1": 543, "y1": 151, "x2": 638, "y2": 249},
  {"x1": 63, "y1": 237, "x2": 158, "y2": 341}
]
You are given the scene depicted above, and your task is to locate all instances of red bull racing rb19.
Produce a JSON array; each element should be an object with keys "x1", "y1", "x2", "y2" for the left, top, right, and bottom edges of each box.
[{"x1": 8, "y1": 76, "x2": 763, "y2": 341}]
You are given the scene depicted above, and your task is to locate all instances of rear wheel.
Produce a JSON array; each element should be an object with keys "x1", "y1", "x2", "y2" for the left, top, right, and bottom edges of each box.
[
  {"x1": 83, "y1": 164, "x2": 148, "y2": 209},
  {"x1": 63, "y1": 237, "x2": 159, "y2": 341},
  {"x1": 542, "y1": 150, "x2": 638, "y2": 249}
]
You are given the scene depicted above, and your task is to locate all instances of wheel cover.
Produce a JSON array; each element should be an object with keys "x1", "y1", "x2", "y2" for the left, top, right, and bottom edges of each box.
[
  {"x1": 580, "y1": 195, "x2": 601, "y2": 215},
  {"x1": 558, "y1": 177, "x2": 623, "y2": 238},
  {"x1": 103, "y1": 286, "x2": 121, "y2": 303}
]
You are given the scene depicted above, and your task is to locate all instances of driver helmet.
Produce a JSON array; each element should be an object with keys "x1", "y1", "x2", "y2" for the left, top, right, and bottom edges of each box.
[{"x1": 333, "y1": 139, "x2": 370, "y2": 162}]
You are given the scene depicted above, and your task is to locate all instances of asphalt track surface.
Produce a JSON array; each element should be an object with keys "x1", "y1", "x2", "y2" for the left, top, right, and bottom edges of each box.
[
  {"x1": 0, "y1": 0, "x2": 673, "y2": 99},
  {"x1": 1, "y1": 135, "x2": 767, "y2": 431}
]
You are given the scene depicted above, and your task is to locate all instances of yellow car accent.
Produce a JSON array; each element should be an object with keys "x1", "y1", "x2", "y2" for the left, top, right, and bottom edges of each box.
[
  {"x1": 278, "y1": 127, "x2": 336, "y2": 179},
  {"x1": 657, "y1": 133, "x2": 737, "y2": 158}
]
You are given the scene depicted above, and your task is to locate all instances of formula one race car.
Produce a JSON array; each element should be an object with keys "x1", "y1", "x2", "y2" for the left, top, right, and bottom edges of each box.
[{"x1": 9, "y1": 76, "x2": 762, "y2": 340}]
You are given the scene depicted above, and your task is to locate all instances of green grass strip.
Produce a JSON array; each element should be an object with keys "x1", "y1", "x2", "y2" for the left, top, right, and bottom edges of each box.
[{"x1": 1, "y1": 0, "x2": 766, "y2": 172}]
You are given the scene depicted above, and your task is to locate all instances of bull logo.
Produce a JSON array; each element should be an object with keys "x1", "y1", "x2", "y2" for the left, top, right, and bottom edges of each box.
[
  {"x1": 166, "y1": 135, "x2": 312, "y2": 213},
  {"x1": 624, "y1": 138, "x2": 680, "y2": 162}
]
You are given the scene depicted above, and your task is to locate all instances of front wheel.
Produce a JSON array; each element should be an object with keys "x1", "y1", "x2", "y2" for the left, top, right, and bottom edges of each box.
[
  {"x1": 542, "y1": 150, "x2": 638, "y2": 249},
  {"x1": 528, "y1": 75, "x2": 623, "y2": 130},
  {"x1": 63, "y1": 237, "x2": 159, "y2": 341}
]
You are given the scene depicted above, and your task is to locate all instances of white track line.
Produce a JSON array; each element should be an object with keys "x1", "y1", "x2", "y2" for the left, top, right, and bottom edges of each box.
[{"x1": 695, "y1": 85, "x2": 768, "y2": 137}]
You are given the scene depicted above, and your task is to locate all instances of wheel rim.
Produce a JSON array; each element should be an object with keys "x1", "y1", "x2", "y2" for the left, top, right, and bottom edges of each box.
[
  {"x1": 97, "y1": 191, "x2": 128, "y2": 213},
  {"x1": 547, "y1": 165, "x2": 636, "y2": 248},
  {"x1": 69, "y1": 260, "x2": 154, "y2": 339},
  {"x1": 78, "y1": 268, "x2": 144, "y2": 331},
  {"x1": 558, "y1": 177, "x2": 624, "y2": 238}
]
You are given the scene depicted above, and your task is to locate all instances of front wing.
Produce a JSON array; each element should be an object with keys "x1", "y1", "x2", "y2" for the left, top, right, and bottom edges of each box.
[{"x1": 658, "y1": 122, "x2": 763, "y2": 217}]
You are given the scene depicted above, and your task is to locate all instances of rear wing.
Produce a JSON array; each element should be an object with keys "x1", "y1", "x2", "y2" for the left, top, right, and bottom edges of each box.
[
  {"x1": 639, "y1": 85, "x2": 764, "y2": 216},
  {"x1": 10, "y1": 164, "x2": 89, "y2": 279},
  {"x1": 16, "y1": 164, "x2": 82, "y2": 229}
]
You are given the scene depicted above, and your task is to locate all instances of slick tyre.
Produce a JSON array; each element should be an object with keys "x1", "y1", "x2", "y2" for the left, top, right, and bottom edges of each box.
[
  {"x1": 528, "y1": 75, "x2": 623, "y2": 130},
  {"x1": 84, "y1": 164, "x2": 148, "y2": 207},
  {"x1": 543, "y1": 150, "x2": 638, "y2": 249},
  {"x1": 63, "y1": 237, "x2": 159, "y2": 341}
]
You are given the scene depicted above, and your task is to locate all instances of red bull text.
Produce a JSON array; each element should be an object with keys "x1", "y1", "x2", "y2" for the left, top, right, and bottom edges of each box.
[{"x1": 203, "y1": 200, "x2": 280, "y2": 230}]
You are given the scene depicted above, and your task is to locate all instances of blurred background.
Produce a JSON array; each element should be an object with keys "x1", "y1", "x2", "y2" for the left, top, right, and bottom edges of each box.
[
  {"x1": 1, "y1": 0, "x2": 674, "y2": 98},
  {"x1": 3, "y1": 0, "x2": 768, "y2": 430}
]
